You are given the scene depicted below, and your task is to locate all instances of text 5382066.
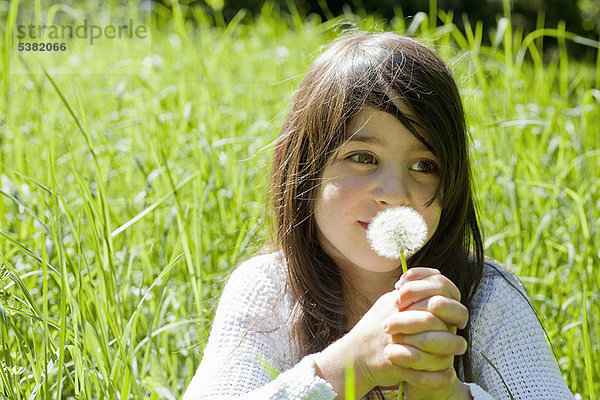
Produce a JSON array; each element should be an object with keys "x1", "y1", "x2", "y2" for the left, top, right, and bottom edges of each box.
[{"x1": 18, "y1": 42, "x2": 67, "y2": 51}]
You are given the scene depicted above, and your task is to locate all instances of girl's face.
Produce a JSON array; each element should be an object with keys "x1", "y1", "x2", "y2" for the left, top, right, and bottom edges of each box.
[{"x1": 314, "y1": 108, "x2": 442, "y2": 274}]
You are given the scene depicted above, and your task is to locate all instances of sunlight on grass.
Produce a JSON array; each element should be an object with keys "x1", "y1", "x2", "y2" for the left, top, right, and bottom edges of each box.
[{"x1": 0, "y1": 0, "x2": 598, "y2": 398}]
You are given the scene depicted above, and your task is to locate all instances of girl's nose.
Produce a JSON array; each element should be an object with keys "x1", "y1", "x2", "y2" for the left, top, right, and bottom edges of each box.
[{"x1": 372, "y1": 170, "x2": 410, "y2": 206}]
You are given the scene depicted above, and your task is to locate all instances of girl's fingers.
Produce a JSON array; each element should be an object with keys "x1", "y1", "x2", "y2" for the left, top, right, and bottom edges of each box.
[
  {"x1": 400, "y1": 367, "x2": 458, "y2": 391},
  {"x1": 382, "y1": 310, "x2": 448, "y2": 334},
  {"x1": 395, "y1": 267, "x2": 441, "y2": 289},
  {"x1": 389, "y1": 331, "x2": 468, "y2": 356},
  {"x1": 384, "y1": 343, "x2": 454, "y2": 371},
  {"x1": 404, "y1": 296, "x2": 469, "y2": 330},
  {"x1": 395, "y1": 275, "x2": 461, "y2": 309}
]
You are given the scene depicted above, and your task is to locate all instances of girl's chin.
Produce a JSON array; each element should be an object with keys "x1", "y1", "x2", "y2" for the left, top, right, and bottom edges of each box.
[
  {"x1": 363, "y1": 266, "x2": 401, "y2": 273},
  {"x1": 359, "y1": 256, "x2": 401, "y2": 273},
  {"x1": 326, "y1": 248, "x2": 400, "y2": 274}
]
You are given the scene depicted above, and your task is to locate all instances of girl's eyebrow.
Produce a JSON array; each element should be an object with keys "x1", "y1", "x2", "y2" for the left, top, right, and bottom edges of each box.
[
  {"x1": 346, "y1": 134, "x2": 387, "y2": 146},
  {"x1": 346, "y1": 134, "x2": 434, "y2": 153}
]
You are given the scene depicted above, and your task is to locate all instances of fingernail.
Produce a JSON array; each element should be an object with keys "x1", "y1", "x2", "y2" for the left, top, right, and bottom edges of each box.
[{"x1": 395, "y1": 275, "x2": 405, "y2": 289}]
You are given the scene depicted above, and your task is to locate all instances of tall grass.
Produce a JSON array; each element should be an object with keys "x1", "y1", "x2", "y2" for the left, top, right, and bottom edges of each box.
[{"x1": 0, "y1": 1, "x2": 598, "y2": 398}]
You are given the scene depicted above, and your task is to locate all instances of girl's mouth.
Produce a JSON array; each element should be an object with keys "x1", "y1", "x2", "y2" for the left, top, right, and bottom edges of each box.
[{"x1": 358, "y1": 221, "x2": 370, "y2": 230}]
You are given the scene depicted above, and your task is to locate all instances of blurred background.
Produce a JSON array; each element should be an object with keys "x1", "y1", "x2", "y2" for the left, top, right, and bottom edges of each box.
[
  {"x1": 1, "y1": 0, "x2": 598, "y2": 399},
  {"x1": 153, "y1": 0, "x2": 600, "y2": 48}
]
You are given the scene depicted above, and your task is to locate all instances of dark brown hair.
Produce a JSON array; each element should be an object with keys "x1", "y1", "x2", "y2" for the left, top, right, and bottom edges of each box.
[{"x1": 268, "y1": 31, "x2": 484, "y2": 387}]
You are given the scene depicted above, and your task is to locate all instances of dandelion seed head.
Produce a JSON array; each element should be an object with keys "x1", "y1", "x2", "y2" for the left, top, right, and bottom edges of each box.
[{"x1": 366, "y1": 206, "x2": 428, "y2": 260}]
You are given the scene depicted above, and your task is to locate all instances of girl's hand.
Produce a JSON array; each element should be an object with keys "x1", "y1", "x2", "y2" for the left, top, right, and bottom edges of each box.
[
  {"x1": 382, "y1": 267, "x2": 471, "y2": 399},
  {"x1": 314, "y1": 291, "x2": 421, "y2": 398},
  {"x1": 314, "y1": 279, "x2": 468, "y2": 399},
  {"x1": 394, "y1": 267, "x2": 468, "y2": 332},
  {"x1": 313, "y1": 268, "x2": 470, "y2": 399}
]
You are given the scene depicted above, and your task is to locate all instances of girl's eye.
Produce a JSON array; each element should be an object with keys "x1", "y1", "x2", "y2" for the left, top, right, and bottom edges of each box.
[
  {"x1": 349, "y1": 152, "x2": 378, "y2": 165},
  {"x1": 410, "y1": 160, "x2": 439, "y2": 173}
]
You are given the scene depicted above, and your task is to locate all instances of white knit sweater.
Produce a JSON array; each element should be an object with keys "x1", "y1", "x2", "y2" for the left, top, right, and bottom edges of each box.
[{"x1": 183, "y1": 252, "x2": 573, "y2": 399}]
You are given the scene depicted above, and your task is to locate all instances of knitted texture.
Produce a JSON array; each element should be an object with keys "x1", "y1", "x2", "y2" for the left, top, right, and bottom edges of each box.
[
  {"x1": 469, "y1": 263, "x2": 574, "y2": 399},
  {"x1": 183, "y1": 253, "x2": 573, "y2": 399}
]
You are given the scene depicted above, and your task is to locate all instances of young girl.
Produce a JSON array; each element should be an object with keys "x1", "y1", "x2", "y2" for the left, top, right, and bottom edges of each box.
[{"x1": 183, "y1": 32, "x2": 573, "y2": 399}]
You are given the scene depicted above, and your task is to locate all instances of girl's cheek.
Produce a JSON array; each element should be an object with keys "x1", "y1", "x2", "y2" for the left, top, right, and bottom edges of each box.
[
  {"x1": 323, "y1": 175, "x2": 365, "y2": 201},
  {"x1": 320, "y1": 183, "x2": 341, "y2": 203},
  {"x1": 425, "y1": 206, "x2": 442, "y2": 241}
]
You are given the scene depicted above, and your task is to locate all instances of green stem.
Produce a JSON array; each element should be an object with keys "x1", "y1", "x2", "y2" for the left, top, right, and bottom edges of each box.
[
  {"x1": 398, "y1": 251, "x2": 407, "y2": 400},
  {"x1": 400, "y1": 251, "x2": 408, "y2": 274}
]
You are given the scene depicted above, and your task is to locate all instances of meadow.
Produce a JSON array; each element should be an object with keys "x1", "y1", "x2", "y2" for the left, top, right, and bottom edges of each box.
[{"x1": 0, "y1": 1, "x2": 599, "y2": 398}]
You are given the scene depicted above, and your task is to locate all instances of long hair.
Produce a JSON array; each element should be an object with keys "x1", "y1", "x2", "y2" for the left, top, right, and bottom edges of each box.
[{"x1": 268, "y1": 31, "x2": 484, "y2": 386}]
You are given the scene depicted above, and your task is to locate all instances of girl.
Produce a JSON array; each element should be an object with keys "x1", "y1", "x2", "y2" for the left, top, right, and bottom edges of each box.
[{"x1": 183, "y1": 32, "x2": 572, "y2": 399}]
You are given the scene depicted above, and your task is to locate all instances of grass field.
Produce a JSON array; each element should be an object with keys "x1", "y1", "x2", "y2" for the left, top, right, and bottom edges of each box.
[{"x1": 0, "y1": 1, "x2": 599, "y2": 398}]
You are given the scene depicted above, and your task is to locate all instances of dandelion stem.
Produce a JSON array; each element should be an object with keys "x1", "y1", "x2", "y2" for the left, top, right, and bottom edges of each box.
[
  {"x1": 400, "y1": 251, "x2": 408, "y2": 274},
  {"x1": 398, "y1": 251, "x2": 407, "y2": 400}
]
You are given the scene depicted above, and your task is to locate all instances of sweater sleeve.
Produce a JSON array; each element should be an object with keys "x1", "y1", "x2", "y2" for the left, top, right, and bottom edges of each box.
[
  {"x1": 182, "y1": 255, "x2": 336, "y2": 400},
  {"x1": 466, "y1": 263, "x2": 573, "y2": 399}
]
